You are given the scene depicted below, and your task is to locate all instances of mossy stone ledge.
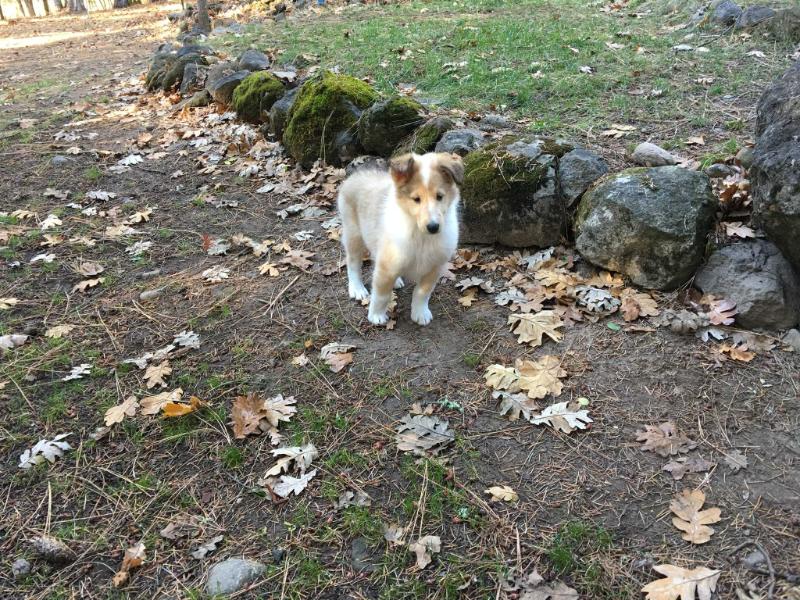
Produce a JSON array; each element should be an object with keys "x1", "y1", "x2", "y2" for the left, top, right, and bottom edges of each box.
[
  {"x1": 357, "y1": 96, "x2": 426, "y2": 157},
  {"x1": 232, "y1": 71, "x2": 285, "y2": 124},
  {"x1": 283, "y1": 71, "x2": 379, "y2": 168},
  {"x1": 460, "y1": 136, "x2": 567, "y2": 248}
]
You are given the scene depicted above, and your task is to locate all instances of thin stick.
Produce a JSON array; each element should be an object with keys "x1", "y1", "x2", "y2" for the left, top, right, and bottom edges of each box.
[{"x1": 261, "y1": 274, "x2": 300, "y2": 315}]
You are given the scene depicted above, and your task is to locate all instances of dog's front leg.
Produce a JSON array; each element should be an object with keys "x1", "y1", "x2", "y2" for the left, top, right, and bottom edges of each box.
[
  {"x1": 410, "y1": 267, "x2": 440, "y2": 326},
  {"x1": 368, "y1": 251, "x2": 398, "y2": 325}
]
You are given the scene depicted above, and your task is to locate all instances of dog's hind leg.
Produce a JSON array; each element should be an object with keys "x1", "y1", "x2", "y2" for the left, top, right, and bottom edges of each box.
[{"x1": 343, "y1": 231, "x2": 369, "y2": 301}]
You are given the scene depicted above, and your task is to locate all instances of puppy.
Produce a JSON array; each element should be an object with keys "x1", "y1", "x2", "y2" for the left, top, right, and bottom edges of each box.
[{"x1": 337, "y1": 152, "x2": 464, "y2": 325}]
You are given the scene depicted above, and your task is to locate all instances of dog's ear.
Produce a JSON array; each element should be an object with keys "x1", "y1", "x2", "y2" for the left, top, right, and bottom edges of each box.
[
  {"x1": 438, "y1": 153, "x2": 464, "y2": 186},
  {"x1": 389, "y1": 154, "x2": 415, "y2": 185}
]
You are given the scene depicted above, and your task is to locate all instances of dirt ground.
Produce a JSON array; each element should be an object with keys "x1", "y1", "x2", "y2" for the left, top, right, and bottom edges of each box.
[{"x1": 1, "y1": 4, "x2": 799, "y2": 600}]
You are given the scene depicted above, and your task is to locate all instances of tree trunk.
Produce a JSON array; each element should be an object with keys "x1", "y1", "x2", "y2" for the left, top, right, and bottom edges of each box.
[
  {"x1": 0, "y1": 2, "x2": 5, "y2": 20},
  {"x1": 113, "y1": 0, "x2": 126, "y2": 7},
  {"x1": 196, "y1": 0, "x2": 210, "y2": 32},
  {"x1": 68, "y1": 0, "x2": 86, "y2": 12}
]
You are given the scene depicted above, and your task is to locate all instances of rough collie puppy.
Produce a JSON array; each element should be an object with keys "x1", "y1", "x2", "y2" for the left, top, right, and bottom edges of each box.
[{"x1": 337, "y1": 152, "x2": 464, "y2": 326}]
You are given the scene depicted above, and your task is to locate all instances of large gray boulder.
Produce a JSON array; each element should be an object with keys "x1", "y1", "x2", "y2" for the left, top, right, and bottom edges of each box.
[
  {"x1": 558, "y1": 148, "x2": 608, "y2": 205},
  {"x1": 735, "y1": 5, "x2": 776, "y2": 29},
  {"x1": 710, "y1": 0, "x2": 742, "y2": 26},
  {"x1": 460, "y1": 136, "x2": 568, "y2": 247},
  {"x1": 575, "y1": 166, "x2": 717, "y2": 290},
  {"x1": 237, "y1": 49, "x2": 270, "y2": 71},
  {"x1": 695, "y1": 240, "x2": 800, "y2": 330},
  {"x1": 435, "y1": 128, "x2": 485, "y2": 156},
  {"x1": 269, "y1": 86, "x2": 300, "y2": 138},
  {"x1": 205, "y1": 558, "x2": 266, "y2": 596},
  {"x1": 752, "y1": 62, "x2": 800, "y2": 272},
  {"x1": 357, "y1": 97, "x2": 426, "y2": 157},
  {"x1": 209, "y1": 70, "x2": 251, "y2": 106}
]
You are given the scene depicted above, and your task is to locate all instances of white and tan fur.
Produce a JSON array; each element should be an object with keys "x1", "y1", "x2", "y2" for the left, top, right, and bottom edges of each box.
[{"x1": 337, "y1": 152, "x2": 464, "y2": 326}]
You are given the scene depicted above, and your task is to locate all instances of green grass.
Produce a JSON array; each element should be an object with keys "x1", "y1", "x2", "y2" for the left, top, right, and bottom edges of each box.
[
  {"x1": 220, "y1": 446, "x2": 244, "y2": 469},
  {"x1": 214, "y1": 0, "x2": 793, "y2": 137},
  {"x1": 83, "y1": 165, "x2": 102, "y2": 181}
]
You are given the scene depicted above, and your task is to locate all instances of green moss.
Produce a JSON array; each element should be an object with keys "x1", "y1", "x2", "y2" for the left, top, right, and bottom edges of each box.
[
  {"x1": 357, "y1": 96, "x2": 425, "y2": 156},
  {"x1": 232, "y1": 71, "x2": 285, "y2": 123},
  {"x1": 283, "y1": 71, "x2": 379, "y2": 168},
  {"x1": 461, "y1": 138, "x2": 548, "y2": 211}
]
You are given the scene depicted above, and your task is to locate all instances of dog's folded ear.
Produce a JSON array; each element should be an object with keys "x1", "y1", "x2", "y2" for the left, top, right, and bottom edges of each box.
[
  {"x1": 438, "y1": 153, "x2": 464, "y2": 186},
  {"x1": 389, "y1": 154, "x2": 415, "y2": 185}
]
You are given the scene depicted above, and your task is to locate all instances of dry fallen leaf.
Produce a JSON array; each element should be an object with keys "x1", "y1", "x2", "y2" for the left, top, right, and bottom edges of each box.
[
  {"x1": 662, "y1": 456, "x2": 714, "y2": 481},
  {"x1": 104, "y1": 396, "x2": 139, "y2": 426},
  {"x1": 162, "y1": 395, "x2": 205, "y2": 417},
  {"x1": 265, "y1": 443, "x2": 318, "y2": 477},
  {"x1": 507, "y1": 311, "x2": 564, "y2": 347},
  {"x1": 144, "y1": 360, "x2": 172, "y2": 389},
  {"x1": 637, "y1": 422, "x2": 697, "y2": 457},
  {"x1": 641, "y1": 564, "x2": 720, "y2": 600},
  {"x1": 45, "y1": 324, "x2": 75, "y2": 339},
  {"x1": 280, "y1": 249, "x2": 315, "y2": 270},
  {"x1": 112, "y1": 542, "x2": 145, "y2": 587},
  {"x1": 0, "y1": 297, "x2": 18, "y2": 310},
  {"x1": 724, "y1": 222, "x2": 756, "y2": 239},
  {"x1": 395, "y1": 414, "x2": 454, "y2": 455},
  {"x1": 76, "y1": 261, "x2": 104, "y2": 277},
  {"x1": 484, "y1": 485, "x2": 518, "y2": 502},
  {"x1": 231, "y1": 393, "x2": 296, "y2": 441},
  {"x1": 722, "y1": 449, "x2": 748, "y2": 472},
  {"x1": 516, "y1": 356, "x2": 567, "y2": 399},
  {"x1": 529, "y1": 401, "x2": 592, "y2": 434},
  {"x1": 320, "y1": 342, "x2": 356, "y2": 373},
  {"x1": 258, "y1": 261, "x2": 281, "y2": 277},
  {"x1": 408, "y1": 535, "x2": 441, "y2": 569},
  {"x1": 140, "y1": 388, "x2": 184, "y2": 415},
  {"x1": 494, "y1": 390, "x2": 540, "y2": 421},
  {"x1": 670, "y1": 489, "x2": 721, "y2": 544},
  {"x1": 272, "y1": 469, "x2": 317, "y2": 498},
  {"x1": 620, "y1": 289, "x2": 660, "y2": 322},
  {"x1": 458, "y1": 288, "x2": 478, "y2": 307},
  {"x1": 190, "y1": 535, "x2": 224, "y2": 560},
  {"x1": 718, "y1": 342, "x2": 755, "y2": 362},
  {"x1": 72, "y1": 277, "x2": 105, "y2": 293},
  {"x1": 685, "y1": 135, "x2": 705, "y2": 146}
]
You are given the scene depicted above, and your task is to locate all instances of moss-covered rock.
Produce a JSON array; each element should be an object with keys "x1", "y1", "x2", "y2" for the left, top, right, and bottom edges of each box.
[
  {"x1": 231, "y1": 72, "x2": 285, "y2": 124},
  {"x1": 460, "y1": 136, "x2": 565, "y2": 247},
  {"x1": 357, "y1": 97, "x2": 425, "y2": 157},
  {"x1": 146, "y1": 48, "x2": 177, "y2": 91},
  {"x1": 283, "y1": 71, "x2": 379, "y2": 168},
  {"x1": 269, "y1": 86, "x2": 300, "y2": 139},
  {"x1": 575, "y1": 166, "x2": 716, "y2": 290},
  {"x1": 395, "y1": 116, "x2": 453, "y2": 155}
]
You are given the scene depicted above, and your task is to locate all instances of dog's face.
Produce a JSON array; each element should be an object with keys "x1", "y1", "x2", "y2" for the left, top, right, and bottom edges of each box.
[{"x1": 390, "y1": 152, "x2": 464, "y2": 235}]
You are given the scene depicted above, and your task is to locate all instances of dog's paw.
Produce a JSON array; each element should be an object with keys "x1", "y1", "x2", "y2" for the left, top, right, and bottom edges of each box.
[
  {"x1": 393, "y1": 277, "x2": 405, "y2": 289},
  {"x1": 411, "y1": 306, "x2": 433, "y2": 326},
  {"x1": 368, "y1": 310, "x2": 390, "y2": 326},
  {"x1": 348, "y1": 282, "x2": 370, "y2": 301}
]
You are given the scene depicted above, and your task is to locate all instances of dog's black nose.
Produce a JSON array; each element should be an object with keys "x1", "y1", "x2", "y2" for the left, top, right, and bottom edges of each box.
[{"x1": 427, "y1": 222, "x2": 440, "y2": 234}]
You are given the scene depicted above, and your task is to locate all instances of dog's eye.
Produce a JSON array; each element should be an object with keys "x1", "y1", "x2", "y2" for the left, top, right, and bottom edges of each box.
[
  {"x1": 411, "y1": 196, "x2": 421, "y2": 204},
  {"x1": 436, "y1": 193, "x2": 444, "y2": 201}
]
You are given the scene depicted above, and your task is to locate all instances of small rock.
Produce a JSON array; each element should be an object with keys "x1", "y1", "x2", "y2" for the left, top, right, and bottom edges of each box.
[
  {"x1": 742, "y1": 549, "x2": 767, "y2": 570},
  {"x1": 345, "y1": 155, "x2": 388, "y2": 177},
  {"x1": 139, "y1": 269, "x2": 162, "y2": 279},
  {"x1": 180, "y1": 89, "x2": 213, "y2": 109},
  {"x1": 351, "y1": 537, "x2": 377, "y2": 573},
  {"x1": 180, "y1": 62, "x2": 206, "y2": 95},
  {"x1": 735, "y1": 5, "x2": 776, "y2": 29},
  {"x1": 575, "y1": 166, "x2": 717, "y2": 290},
  {"x1": 51, "y1": 155, "x2": 70, "y2": 167},
  {"x1": 710, "y1": 0, "x2": 742, "y2": 26},
  {"x1": 271, "y1": 547, "x2": 286, "y2": 563},
  {"x1": 12, "y1": 558, "x2": 31, "y2": 578},
  {"x1": 558, "y1": 148, "x2": 609, "y2": 205},
  {"x1": 632, "y1": 142, "x2": 677, "y2": 167},
  {"x1": 736, "y1": 146, "x2": 754, "y2": 169},
  {"x1": 29, "y1": 535, "x2": 76, "y2": 565},
  {"x1": 205, "y1": 558, "x2": 266, "y2": 596},
  {"x1": 209, "y1": 70, "x2": 251, "y2": 106},
  {"x1": 768, "y1": 8, "x2": 800, "y2": 43},
  {"x1": 704, "y1": 163, "x2": 734, "y2": 178},
  {"x1": 478, "y1": 113, "x2": 511, "y2": 131},
  {"x1": 139, "y1": 288, "x2": 165, "y2": 301},
  {"x1": 434, "y1": 128, "x2": 485, "y2": 156},
  {"x1": 694, "y1": 240, "x2": 800, "y2": 330},
  {"x1": 237, "y1": 49, "x2": 270, "y2": 72},
  {"x1": 783, "y1": 329, "x2": 800, "y2": 351}
]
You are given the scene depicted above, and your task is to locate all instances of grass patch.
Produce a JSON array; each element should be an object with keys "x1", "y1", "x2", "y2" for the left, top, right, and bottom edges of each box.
[{"x1": 213, "y1": 0, "x2": 793, "y2": 137}]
